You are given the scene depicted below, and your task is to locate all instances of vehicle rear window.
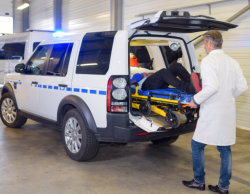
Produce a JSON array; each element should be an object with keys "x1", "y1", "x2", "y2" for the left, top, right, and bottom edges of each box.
[
  {"x1": 76, "y1": 31, "x2": 116, "y2": 75},
  {"x1": 0, "y1": 42, "x2": 25, "y2": 60}
]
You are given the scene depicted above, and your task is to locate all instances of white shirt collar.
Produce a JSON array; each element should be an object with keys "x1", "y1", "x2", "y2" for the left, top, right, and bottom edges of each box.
[{"x1": 209, "y1": 49, "x2": 224, "y2": 55}]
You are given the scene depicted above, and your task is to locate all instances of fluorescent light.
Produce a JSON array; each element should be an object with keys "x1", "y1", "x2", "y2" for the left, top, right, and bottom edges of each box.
[{"x1": 17, "y1": 3, "x2": 30, "y2": 10}]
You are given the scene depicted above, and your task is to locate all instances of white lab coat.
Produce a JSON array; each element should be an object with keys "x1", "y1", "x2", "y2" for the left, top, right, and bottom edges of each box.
[{"x1": 193, "y1": 49, "x2": 248, "y2": 146}]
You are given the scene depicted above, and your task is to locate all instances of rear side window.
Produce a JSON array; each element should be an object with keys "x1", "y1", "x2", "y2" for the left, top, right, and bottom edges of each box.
[
  {"x1": 0, "y1": 42, "x2": 25, "y2": 60},
  {"x1": 130, "y1": 46, "x2": 152, "y2": 69},
  {"x1": 46, "y1": 43, "x2": 73, "y2": 76},
  {"x1": 76, "y1": 31, "x2": 116, "y2": 75}
]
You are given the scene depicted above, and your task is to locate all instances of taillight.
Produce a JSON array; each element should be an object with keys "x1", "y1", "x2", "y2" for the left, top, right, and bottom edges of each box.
[{"x1": 107, "y1": 76, "x2": 129, "y2": 113}]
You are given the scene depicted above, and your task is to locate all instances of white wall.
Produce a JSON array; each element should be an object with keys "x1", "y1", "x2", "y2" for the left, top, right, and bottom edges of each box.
[
  {"x1": 29, "y1": 0, "x2": 54, "y2": 31},
  {"x1": 62, "y1": 0, "x2": 110, "y2": 33},
  {"x1": 0, "y1": 0, "x2": 12, "y2": 16}
]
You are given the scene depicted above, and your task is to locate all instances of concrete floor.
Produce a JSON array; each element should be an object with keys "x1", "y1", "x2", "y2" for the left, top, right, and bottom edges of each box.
[{"x1": 0, "y1": 120, "x2": 249, "y2": 194}]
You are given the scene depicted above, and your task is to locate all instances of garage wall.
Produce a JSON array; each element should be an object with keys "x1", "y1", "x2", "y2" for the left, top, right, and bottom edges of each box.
[
  {"x1": 29, "y1": 0, "x2": 54, "y2": 31},
  {"x1": 62, "y1": 0, "x2": 110, "y2": 33},
  {"x1": 124, "y1": 0, "x2": 250, "y2": 130},
  {"x1": 0, "y1": 0, "x2": 12, "y2": 16}
]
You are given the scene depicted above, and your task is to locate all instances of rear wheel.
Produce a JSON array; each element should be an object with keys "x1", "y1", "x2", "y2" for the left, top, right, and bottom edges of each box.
[
  {"x1": 62, "y1": 109, "x2": 99, "y2": 161},
  {"x1": 0, "y1": 93, "x2": 27, "y2": 128},
  {"x1": 151, "y1": 135, "x2": 179, "y2": 146}
]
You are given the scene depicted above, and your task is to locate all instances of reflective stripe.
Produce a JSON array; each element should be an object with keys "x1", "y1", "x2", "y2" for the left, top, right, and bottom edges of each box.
[
  {"x1": 81, "y1": 89, "x2": 88, "y2": 93},
  {"x1": 99, "y1": 91, "x2": 106, "y2": 95},
  {"x1": 28, "y1": 84, "x2": 106, "y2": 96},
  {"x1": 90, "y1": 90, "x2": 97, "y2": 94},
  {"x1": 74, "y1": 88, "x2": 80, "y2": 92}
]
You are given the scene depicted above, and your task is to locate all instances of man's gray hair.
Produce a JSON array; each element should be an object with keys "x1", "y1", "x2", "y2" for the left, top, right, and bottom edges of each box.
[{"x1": 203, "y1": 30, "x2": 223, "y2": 48}]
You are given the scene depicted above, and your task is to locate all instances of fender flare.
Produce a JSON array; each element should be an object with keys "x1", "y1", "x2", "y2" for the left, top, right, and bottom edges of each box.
[
  {"x1": 1, "y1": 83, "x2": 18, "y2": 108},
  {"x1": 57, "y1": 95, "x2": 97, "y2": 134}
]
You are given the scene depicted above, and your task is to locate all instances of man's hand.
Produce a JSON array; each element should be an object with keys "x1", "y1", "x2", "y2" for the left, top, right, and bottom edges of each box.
[{"x1": 189, "y1": 99, "x2": 198, "y2": 109}]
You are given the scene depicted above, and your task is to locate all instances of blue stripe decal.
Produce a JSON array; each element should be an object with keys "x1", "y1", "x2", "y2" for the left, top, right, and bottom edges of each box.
[
  {"x1": 18, "y1": 82, "x2": 22, "y2": 85},
  {"x1": 66, "y1": 87, "x2": 72, "y2": 92},
  {"x1": 99, "y1": 90, "x2": 106, "y2": 95},
  {"x1": 90, "y1": 90, "x2": 97, "y2": 94},
  {"x1": 81, "y1": 89, "x2": 88, "y2": 93},
  {"x1": 28, "y1": 84, "x2": 106, "y2": 96},
  {"x1": 74, "y1": 88, "x2": 80, "y2": 92},
  {"x1": 59, "y1": 87, "x2": 66, "y2": 91}
]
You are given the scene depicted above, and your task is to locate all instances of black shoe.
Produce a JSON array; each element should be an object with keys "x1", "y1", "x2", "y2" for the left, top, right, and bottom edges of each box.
[
  {"x1": 208, "y1": 185, "x2": 229, "y2": 194},
  {"x1": 182, "y1": 179, "x2": 205, "y2": 191}
]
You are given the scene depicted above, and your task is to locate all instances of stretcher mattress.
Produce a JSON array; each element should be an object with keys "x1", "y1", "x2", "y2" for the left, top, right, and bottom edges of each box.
[{"x1": 132, "y1": 87, "x2": 193, "y2": 104}]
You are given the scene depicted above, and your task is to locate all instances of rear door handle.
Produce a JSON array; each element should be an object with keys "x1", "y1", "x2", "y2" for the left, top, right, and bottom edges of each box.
[
  {"x1": 58, "y1": 84, "x2": 68, "y2": 88},
  {"x1": 31, "y1": 81, "x2": 38, "y2": 85}
]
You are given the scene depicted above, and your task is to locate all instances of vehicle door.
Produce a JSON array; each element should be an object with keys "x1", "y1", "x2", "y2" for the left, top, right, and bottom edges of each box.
[
  {"x1": 37, "y1": 42, "x2": 76, "y2": 121},
  {"x1": 128, "y1": 11, "x2": 237, "y2": 72},
  {"x1": 15, "y1": 44, "x2": 51, "y2": 115}
]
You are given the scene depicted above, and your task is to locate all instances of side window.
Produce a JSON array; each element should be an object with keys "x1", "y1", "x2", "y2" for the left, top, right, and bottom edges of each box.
[
  {"x1": 76, "y1": 31, "x2": 116, "y2": 75},
  {"x1": 160, "y1": 46, "x2": 183, "y2": 67},
  {"x1": 0, "y1": 42, "x2": 25, "y2": 60},
  {"x1": 130, "y1": 46, "x2": 152, "y2": 69},
  {"x1": 26, "y1": 45, "x2": 50, "y2": 75},
  {"x1": 46, "y1": 43, "x2": 72, "y2": 76}
]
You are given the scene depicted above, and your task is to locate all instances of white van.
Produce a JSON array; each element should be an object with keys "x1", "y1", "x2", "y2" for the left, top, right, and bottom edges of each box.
[
  {"x1": 0, "y1": 31, "x2": 54, "y2": 85},
  {"x1": 0, "y1": 11, "x2": 237, "y2": 161}
]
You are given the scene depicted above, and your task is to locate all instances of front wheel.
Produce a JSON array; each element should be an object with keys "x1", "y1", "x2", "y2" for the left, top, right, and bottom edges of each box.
[
  {"x1": 62, "y1": 109, "x2": 99, "y2": 161},
  {"x1": 0, "y1": 93, "x2": 27, "y2": 128}
]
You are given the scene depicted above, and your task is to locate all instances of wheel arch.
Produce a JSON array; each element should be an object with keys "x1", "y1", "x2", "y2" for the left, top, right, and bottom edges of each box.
[
  {"x1": 1, "y1": 83, "x2": 18, "y2": 108},
  {"x1": 57, "y1": 95, "x2": 97, "y2": 134}
]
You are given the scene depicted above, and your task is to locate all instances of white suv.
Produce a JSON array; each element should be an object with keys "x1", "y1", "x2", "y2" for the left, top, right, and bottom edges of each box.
[{"x1": 0, "y1": 11, "x2": 236, "y2": 161}]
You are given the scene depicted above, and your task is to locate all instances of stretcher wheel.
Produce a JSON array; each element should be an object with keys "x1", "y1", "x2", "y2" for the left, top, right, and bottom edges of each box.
[
  {"x1": 165, "y1": 110, "x2": 180, "y2": 128},
  {"x1": 139, "y1": 100, "x2": 151, "y2": 116}
]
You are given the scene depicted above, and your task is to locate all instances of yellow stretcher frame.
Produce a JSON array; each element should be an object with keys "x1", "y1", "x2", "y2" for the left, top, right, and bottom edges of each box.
[{"x1": 131, "y1": 85, "x2": 190, "y2": 118}]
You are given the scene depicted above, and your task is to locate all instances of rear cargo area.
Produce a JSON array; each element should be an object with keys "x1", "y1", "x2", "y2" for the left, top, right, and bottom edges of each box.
[{"x1": 128, "y1": 36, "x2": 198, "y2": 132}]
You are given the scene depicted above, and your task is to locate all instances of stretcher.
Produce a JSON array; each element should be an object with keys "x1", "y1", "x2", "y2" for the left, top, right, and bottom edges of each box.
[{"x1": 131, "y1": 85, "x2": 197, "y2": 128}]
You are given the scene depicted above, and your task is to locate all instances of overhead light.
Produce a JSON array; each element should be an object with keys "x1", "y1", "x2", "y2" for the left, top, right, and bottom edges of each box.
[{"x1": 17, "y1": 3, "x2": 30, "y2": 10}]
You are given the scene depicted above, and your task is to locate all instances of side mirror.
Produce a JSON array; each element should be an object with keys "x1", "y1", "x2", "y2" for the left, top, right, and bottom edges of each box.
[{"x1": 15, "y1": 63, "x2": 26, "y2": 73}]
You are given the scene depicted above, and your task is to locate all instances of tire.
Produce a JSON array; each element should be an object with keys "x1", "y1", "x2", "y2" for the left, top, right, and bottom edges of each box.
[
  {"x1": 0, "y1": 93, "x2": 27, "y2": 128},
  {"x1": 151, "y1": 135, "x2": 179, "y2": 146},
  {"x1": 62, "y1": 109, "x2": 99, "y2": 161}
]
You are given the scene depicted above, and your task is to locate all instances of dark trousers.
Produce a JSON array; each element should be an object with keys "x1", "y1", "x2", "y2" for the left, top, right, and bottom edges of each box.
[{"x1": 141, "y1": 63, "x2": 191, "y2": 92}]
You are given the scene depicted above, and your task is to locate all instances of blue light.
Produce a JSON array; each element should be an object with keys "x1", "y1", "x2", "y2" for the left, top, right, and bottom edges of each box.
[{"x1": 53, "y1": 31, "x2": 69, "y2": 38}]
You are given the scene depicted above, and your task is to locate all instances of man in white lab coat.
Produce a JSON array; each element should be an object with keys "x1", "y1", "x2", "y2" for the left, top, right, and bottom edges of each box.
[{"x1": 182, "y1": 30, "x2": 248, "y2": 194}]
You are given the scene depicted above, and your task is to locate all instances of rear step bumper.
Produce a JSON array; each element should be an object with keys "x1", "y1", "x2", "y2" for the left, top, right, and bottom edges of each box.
[{"x1": 96, "y1": 113, "x2": 196, "y2": 143}]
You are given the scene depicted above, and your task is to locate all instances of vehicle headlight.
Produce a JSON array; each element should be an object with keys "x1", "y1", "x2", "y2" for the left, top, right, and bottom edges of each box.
[
  {"x1": 112, "y1": 89, "x2": 127, "y2": 100},
  {"x1": 113, "y1": 78, "x2": 127, "y2": 89}
]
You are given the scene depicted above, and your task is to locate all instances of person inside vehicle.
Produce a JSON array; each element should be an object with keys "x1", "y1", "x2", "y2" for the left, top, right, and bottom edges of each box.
[{"x1": 130, "y1": 48, "x2": 201, "y2": 94}]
